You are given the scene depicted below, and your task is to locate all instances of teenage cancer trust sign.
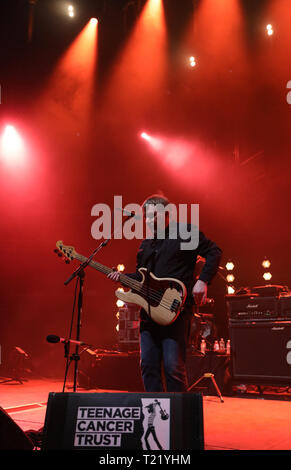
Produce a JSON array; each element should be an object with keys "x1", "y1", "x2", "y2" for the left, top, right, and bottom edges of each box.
[{"x1": 74, "y1": 399, "x2": 170, "y2": 450}]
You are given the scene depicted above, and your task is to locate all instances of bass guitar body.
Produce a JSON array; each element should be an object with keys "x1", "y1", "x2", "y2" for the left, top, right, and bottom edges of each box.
[{"x1": 115, "y1": 268, "x2": 187, "y2": 326}]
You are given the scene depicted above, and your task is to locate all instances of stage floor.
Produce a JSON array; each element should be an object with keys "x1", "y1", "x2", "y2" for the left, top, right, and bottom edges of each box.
[{"x1": 1, "y1": 378, "x2": 291, "y2": 450}]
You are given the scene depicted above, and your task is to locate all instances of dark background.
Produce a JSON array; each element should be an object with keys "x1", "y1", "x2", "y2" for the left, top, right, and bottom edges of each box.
[{"x1": 0, "y1": 0, "x2": 290, "y2": 378}]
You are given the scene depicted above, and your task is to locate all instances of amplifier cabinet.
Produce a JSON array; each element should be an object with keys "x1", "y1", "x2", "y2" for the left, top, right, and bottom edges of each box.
[
  {"x1": 280, "y1": 295, "x2": 291, "y2": 319},
  {"x1": 229, "y1": 320, "x2": 291, "y2": 384}
]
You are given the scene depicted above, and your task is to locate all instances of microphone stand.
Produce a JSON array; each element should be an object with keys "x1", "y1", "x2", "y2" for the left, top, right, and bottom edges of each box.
[{"x1": 62, "y1": 211, "x2": 135, "y2": 393}]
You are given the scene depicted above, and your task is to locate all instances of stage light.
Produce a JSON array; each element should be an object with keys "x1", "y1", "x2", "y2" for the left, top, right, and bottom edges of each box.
[
  {"x1": 1, "y1": 125, "x2": 22, "y2": 152},
  {"x1": 266, "y1": 24, "x2": 273, "y2": 35},
  {"x1": 227, "y1": 286, "x2": 235, "y2": 295},
  {"x1": 1, "y1": 125, "x2": 25, "y2": 165},
  {"x1": 262, "y1": 258, "x2": 271, "y2": 269},
  {"x1": 117, "y1": 287, "x2": 124, "y2": 292},
  {"x1": 116, "y1": 300, "x2": 124, "y2": 308},
  {"x1": 263, "y1": 272, "x2": 272, "y2": 281},
  {"x1": 141, "y1": 132, "x2": 150, "y2": 141},
  {"x1": 116, "y1": 324, "x2": 119, "y2": 332},
  {"x1": 90, "y1": 18, "x2": 98, "y2": 25},
  {"x1": 226, "y1": 274, "x2": 235, "y2": 283},
  {"x1": 116, "y1": 312, "x2": 120, "y2": 319},
  {"x1": 189, "y1": 56, "x2": 196, "y2": 67},
  {"x1": 68, "y1": 5, "x2": 75, "y2": 18},
  {"x1": 226, "y1": 261, "x2": 234, "y2": 271},
  {"x1": 117, "y1": 264, "x2": 125, "y2": 272}
]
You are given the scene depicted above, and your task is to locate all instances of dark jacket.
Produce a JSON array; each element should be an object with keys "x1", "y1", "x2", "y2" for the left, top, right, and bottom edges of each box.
[{"x1": 128, "y1": 223, "x2": 222, "y2": 320}]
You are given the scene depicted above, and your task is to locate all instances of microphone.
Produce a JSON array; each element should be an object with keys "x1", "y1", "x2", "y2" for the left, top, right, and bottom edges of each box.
[
  {"x1": 115, "y1": 208, "x2": 141, "y2": 220},
  {"x1": 46, "y1": 335, "x2": 89, "y2": 347}
]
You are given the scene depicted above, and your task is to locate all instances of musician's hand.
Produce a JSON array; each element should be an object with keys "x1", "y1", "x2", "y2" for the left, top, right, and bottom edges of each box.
[
  {"x1": 192, "y1": 279, "x2": 207, "y2": 306},
  {"x1": 107, "y1": 269, "x2": 120, "y2": 282}
]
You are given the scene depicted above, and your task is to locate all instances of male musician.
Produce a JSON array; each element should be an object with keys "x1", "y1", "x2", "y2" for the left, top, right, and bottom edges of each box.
[{"x1": 108, "y1": 194, "x2": 222, "y2": 392}]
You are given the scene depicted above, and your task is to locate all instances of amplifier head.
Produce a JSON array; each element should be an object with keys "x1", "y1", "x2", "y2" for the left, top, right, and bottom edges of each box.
[{"x1": 226, "y1": 295, "x2": 279, "y2": 321}]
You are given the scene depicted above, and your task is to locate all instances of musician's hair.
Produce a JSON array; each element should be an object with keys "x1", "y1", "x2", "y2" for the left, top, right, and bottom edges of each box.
[{"x1": 142, "y1": 193, "x2": 169, "y2": 211}]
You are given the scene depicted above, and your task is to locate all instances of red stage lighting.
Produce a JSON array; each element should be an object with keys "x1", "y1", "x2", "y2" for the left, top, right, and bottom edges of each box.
[
  {"x1": 140, "y1": 131, "x2": 193, "y2": 169},
  {"x1": 37, "y1": 18, "x2": 98, "y2": 134}
]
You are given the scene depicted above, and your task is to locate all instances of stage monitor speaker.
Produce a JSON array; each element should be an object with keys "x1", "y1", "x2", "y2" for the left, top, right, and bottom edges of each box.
[
  {"x1": 229, "y1": 320, "x2": 291, "y2": 384},
  {"x1": 42, "y1": 392, "x2": 204, "y2": 450},
  {"x1": 0, "y1": 407, "x2": 34, "y2": 450}
]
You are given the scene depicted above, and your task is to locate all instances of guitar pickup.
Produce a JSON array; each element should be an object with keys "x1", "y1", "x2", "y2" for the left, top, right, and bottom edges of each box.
[{"x1": 170, "y1": 299, "x2": 180, "y2": 313}]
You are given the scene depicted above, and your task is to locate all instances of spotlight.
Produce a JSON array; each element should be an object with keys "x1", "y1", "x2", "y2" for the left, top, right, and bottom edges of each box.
[
  {"x1": 90, "y1": 18, "x2": 98, "y2": 25},
  {"x1": 68, "y1": 5, "x2": 75, "y2": 18},
  {"x1": 1, "y1": 125, "x2": 25, "y2": 165},
  {"x1": 263, "y1": 272, "x2": 272, "y2": 281},
  {"x1": 226, "y1": 274, "x2": 235, "y2": 283},
  {"x1": 227, "y1": 286, "x2": 235, "y2": 295},
  {"x1": 140, "y1": 132, "x2": 150, "y2": 141},
  {"x1": 225, "y1": 259, "x2": 236, "y2": 294},
  {"x1": 226, "y1": 261, "x2": 234, "y2": 271},
  {"x1": 117, "y1": 264, "x2": 125, "y2": 272},
  {"x1": 116, "y1": 299, "x2": 124, "y2": 308},
  {"x1": 189, "y1": 56, "x2": 196, "y2": 67},
  {"x1": 262, "y1": 258, "x2": 271, "y2": 269},
  {"x1": 1, "y1": 125, "x2": 22, "y2": 153},
  {"x1": 266, "y1": 24, "x2": 273, "y2": 36}
]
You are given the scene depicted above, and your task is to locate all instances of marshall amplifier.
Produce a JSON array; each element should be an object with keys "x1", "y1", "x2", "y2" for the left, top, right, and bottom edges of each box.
[
  {"x1": 226, "y1": 294, "x2": 279, "y2": 321},
  {"x1": 42, "y1": 392, "x2": 204, "y2": 450},
  {"x1": 229, "y1": 320, "x2": 291, "y2": 384}
]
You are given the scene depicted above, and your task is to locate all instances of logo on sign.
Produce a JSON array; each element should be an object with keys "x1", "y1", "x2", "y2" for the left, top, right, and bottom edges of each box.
[{"x1": 73, "y1": 399, "x2": 171, "y2": 449}]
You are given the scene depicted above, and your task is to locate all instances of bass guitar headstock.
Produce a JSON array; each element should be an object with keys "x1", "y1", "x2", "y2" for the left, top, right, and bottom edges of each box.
[{"x1": 54, "y1": 240, "x2": 77, "y2": 264}]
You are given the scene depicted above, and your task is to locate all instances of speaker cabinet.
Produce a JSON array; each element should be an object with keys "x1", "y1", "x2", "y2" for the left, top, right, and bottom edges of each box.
[
  {"x1": 229, "y1": 320, "x2": 291, "y2": 384},
  {"x1": 42, "y1": 392, "x2": 204, "y2": 450},
  {"x1": 0, "y1": 407, "x2": 34, "y2": 450}
]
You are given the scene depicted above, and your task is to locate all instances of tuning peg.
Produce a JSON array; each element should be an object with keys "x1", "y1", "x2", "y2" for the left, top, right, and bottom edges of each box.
[
  {"x1": 65, "y1": 260, "x2": 70, "y2": 264},
  {"x1": 58, "y1": 253, "x2": 62, "y2": 257},
  {"x1": 53, "y1": 249, "x2": 59, "y2": 254}
]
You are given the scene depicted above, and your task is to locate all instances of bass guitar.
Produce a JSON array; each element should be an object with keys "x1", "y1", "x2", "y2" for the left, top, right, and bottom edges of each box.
[{"x1": 55, "y1": 240, "x2": 187, "y2": 326}]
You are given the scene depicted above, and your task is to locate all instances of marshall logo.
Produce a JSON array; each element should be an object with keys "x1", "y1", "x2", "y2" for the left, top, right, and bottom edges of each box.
[{"x1": 246, "y1": 304, "x2": 259, "y2": 309}]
